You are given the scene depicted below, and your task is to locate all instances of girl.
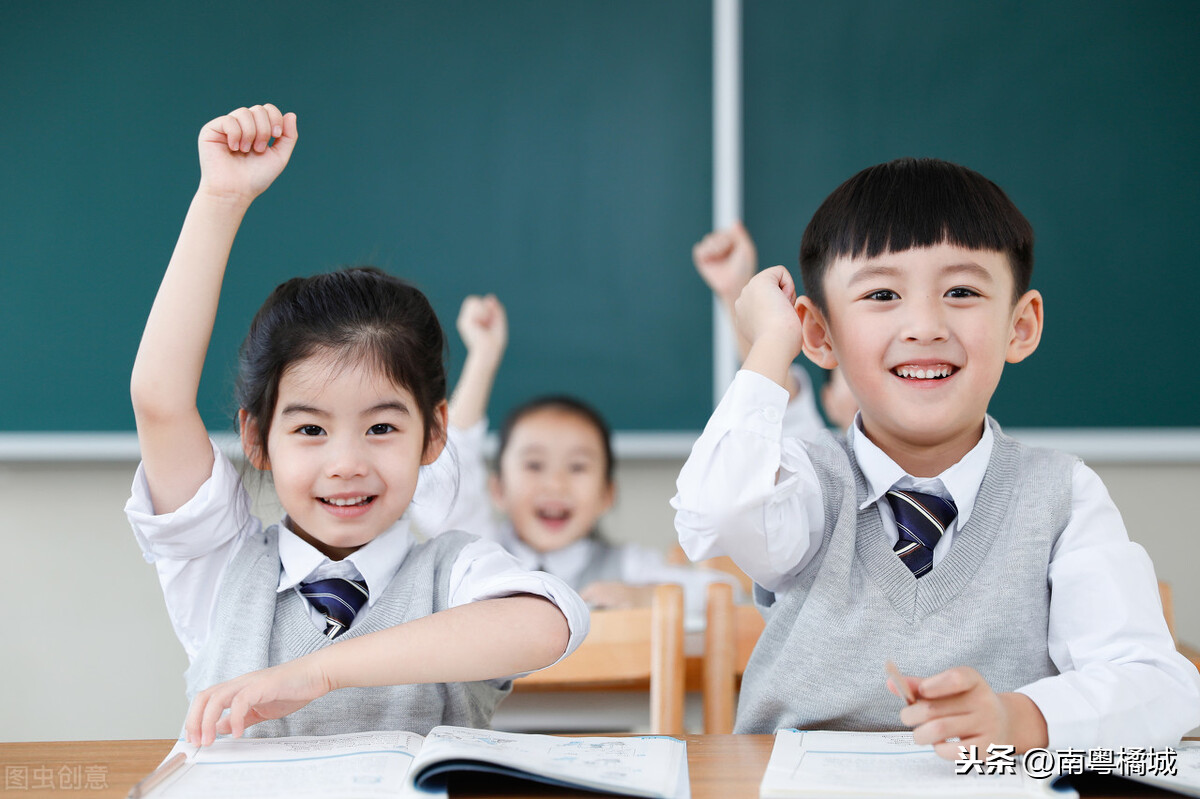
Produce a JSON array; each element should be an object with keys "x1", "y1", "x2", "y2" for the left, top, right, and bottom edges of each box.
[
  {"x1": 127, "y1": 103, "x2": 586, "y2": 746},
  {"x1": 409, "y1": 295, "x2": 737, "y2": 617}
]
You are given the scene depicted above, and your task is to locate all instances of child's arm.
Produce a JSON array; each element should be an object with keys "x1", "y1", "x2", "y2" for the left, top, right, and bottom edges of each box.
[
  {"x1": 693, "y1": 221, "x2": 757, "y2": 355},
  {"x1": 447, "y1": 294, "x2": 507, "y2": 430},
  {"x1": 185, "y1": 594, "x2": 570, "y2": 745},
  {"x1": 130, "y1": 104, "x2": 297, "y2": 513}
]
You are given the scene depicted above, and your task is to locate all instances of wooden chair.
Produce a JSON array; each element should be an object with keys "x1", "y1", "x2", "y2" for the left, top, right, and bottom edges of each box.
[
  {"x1": 702, "y1": 581, "x2": 766, "y2": 734},
  {"x1": 511, "y1": 583, "x2": 686, "y2": 736}
]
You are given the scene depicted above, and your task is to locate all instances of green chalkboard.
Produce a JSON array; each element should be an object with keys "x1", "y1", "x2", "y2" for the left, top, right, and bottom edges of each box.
[
  {"x1": 744, "y1": 0, "x2": 1199, "y2": 428},
  {"x1": 0, "y1": 1, "x2": 713, "y2": 433}
]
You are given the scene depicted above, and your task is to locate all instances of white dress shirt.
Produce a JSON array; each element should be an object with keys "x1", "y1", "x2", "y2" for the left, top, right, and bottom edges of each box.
[
  {"x1": 408, "y1": 420, "x2": 739, "y2": 621},
  {"x1": 126, "y1": 440, "x2": 588, "y2": 673},
  {"x1": 672, "y1": 370, "x2": 1200, "y2": 749}
]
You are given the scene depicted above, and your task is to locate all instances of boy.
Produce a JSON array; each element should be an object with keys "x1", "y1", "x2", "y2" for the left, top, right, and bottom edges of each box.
[{"x1": 672, "y1": 158, "x2": 1200, "y2": 757}]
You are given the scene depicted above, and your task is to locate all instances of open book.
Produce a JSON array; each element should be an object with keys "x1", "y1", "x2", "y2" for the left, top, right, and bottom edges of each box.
[
  {"x1": 761, "y1": 729, "x2": 1057, "y2": 798},
  {"x1": 760, "y1": 730, "x2": 1200, "y2": 799},
  {"x1": 144, "y1": 726, "x2": 689, "y2": 799}
]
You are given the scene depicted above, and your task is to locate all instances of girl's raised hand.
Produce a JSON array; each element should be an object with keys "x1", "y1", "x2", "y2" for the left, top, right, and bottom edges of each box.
[
  {"x1": 693, "y1": 220, "x2": 758, "y2": 305},
  {"x1": 456, "y1": 294, "x2": 508, "y2": 362},
  {"x1": 197, "y1": 103, "x2": 298, "y2": 205}
]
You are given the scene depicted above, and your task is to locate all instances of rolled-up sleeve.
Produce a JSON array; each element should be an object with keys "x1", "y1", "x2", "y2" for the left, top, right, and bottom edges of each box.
[
  {"x1": 446, "y1": 536, "x2": 589, "y2": 672},
  {"x1": 671, "y1": 370, "x2": 825, "y2": 592}
]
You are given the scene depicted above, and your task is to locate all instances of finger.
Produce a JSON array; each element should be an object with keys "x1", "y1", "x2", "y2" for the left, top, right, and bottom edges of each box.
[
  {"x1": 248, "y1": 105, "x2": 272, "y2": 153},
  {"x1": 900, "y1": 691, "x2": 978, "y2": 727},
  {"x1": 918, "y1": 666, "x2": 982, "y2": 699},
  {"x1": 230, "y1": 107, "x2": 255, "y2": 153},
  {"x1": 200, "y1": 687, "x2": 232, "y2": 746},
  {"x1": 212, "y1": 115, "x2": 244, "y2": 152},
  {"x1": 910, "y1": 711, "x2": 973, "y2": 747},
  {"x1": 183, "y1": 692, "x2": 208, "y2": 745},
  {"x1": 269, "y1": 112, "x2": 299, "y2": 164},
  {"x1": 228, "y1": 690, "x2": 251, "y2": 739},
  {"x1": 261, "y1": 103, "x2": 285, "y2": 140}
]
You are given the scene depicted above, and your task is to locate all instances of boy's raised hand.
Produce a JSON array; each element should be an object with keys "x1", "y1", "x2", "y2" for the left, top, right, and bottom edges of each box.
[
  {"x1": 456, "y1": 294, "x2": 508, "y2": 363},
  {"x1": 197, "y1": 103, "x2": 298, "y2": 205},
  {"x1": 893, "y1": 666, "x2": 1048, "y2": 759},
  {"x1": 692, "y1": 221, "x2": 757, "y2": 306}
]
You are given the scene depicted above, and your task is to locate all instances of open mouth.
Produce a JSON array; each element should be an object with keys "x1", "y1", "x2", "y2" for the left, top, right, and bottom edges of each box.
[
  {"x1": 536, "y1": 507, "x2": 573, "y2": 526},
  {"x1": 892, "y1": 364, "x2": 956, "y2": 380},
  {"x1": 319, "y1": 495, "x2": 376, "y2": 507}
]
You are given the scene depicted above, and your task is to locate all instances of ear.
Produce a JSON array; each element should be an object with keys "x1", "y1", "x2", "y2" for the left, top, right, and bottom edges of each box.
[
  {"x1": 1006, "y1": 290, "x2": 1044, "y2": 364},
  {"x1": 421, "y1": 400, "x2": 449, "y2": 466},
  {"x1": 794, "y1": 296, "x2": 839, "y2": 370},
  {"x1": 488, "y1": 472, "x2": 506, "y2": 511},
  {"x1": 600, "y1": 480, "x2": 616, "y2": 514},
  {"x1": 238, "y1": 409, "x2": 270, "y2": 470}
]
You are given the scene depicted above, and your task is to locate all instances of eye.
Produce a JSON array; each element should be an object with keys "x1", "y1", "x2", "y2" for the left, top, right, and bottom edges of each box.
[
  {"x1": 865, "y1": 289, "x2": 898, "y2": 302},
  {"x1": 569, "y1": 462, "x2": 591, "y2": 474},
  {"x1": 524, "y1": 460, "x2": 545, "y2": 473},
  {"x1": 367, "y1": 423, "x2": 396, "y2": 435},
  {"x1": 946, "y1": 287, "x2": 980, "y2": 299},
  {"x1": 297, "y1": 425, "x2": 325, "y2": 436}
]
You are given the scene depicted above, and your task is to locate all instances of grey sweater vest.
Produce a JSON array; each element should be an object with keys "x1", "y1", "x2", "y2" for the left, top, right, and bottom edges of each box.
[
  {"x1": 734, "y1": 421, "x2": 1075, "y2": 734},
  {"x1": 572, "y1": 536, "x2": 625, "y2": 589},
  {"x1": 185, "y1": 527, "x2": 510, "y2": 737}
]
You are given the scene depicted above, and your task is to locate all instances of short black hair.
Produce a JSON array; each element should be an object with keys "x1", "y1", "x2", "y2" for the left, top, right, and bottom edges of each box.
[
  {"x1": 497, "y1": 395, "x2": 614, "y2": 484},
  {"x1": 799, "y1": 158, "x2": 1034, "y2": 313}
]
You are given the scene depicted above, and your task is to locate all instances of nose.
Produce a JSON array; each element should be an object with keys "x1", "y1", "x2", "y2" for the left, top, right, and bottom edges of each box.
[
  {"x1": 901, "y1": 294, "x2": 949, "y2": 343},
  {"x1": 325, "y1": 437, "x2": 369, "y2": 479}
]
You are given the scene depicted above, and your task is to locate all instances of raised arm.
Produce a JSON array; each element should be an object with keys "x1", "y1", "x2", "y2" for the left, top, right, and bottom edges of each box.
[
  {"x1": 692, "y1": 220, "x2": 757, "y2": 361},
  {"x1": 447, "y1": 294, "x2": 507, "y2": 430},
  {"x1": 130, "y1": 104, "x2": 297, "y2": 514}
]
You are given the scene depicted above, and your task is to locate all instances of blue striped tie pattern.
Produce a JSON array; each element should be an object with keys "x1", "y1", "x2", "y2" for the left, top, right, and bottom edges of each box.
[
  {"x1": 885, "y1": 489, "x2": 958, "y2": 578},
  {"x1": 298, "y1": 578, "x2": 369, "y2": 638}
]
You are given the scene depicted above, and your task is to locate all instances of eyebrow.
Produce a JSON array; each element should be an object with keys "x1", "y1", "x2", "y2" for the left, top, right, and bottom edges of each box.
[
  {"x1": 279, "y1": 401, "x2": 411, "y2": 417},
  {"x1": 846, "y1": 261, "x2": 996, "y2": 286}
]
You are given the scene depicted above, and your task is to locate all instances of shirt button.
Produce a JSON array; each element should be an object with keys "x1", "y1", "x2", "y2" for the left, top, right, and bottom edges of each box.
[{"x1": 763, "y1": 406, "x2": 781, "y2": 424}]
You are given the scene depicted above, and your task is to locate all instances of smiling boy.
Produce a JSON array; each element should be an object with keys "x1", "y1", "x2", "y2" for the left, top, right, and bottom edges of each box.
[{"x1": 672, "y1": 158, "x2": 1200, "y2": 756}]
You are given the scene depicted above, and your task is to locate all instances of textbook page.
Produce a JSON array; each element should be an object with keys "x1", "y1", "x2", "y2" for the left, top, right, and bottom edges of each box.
[
  {"x1": 760, "y1": 730, "x2": 1071, "y2": 799},
  {"x1": 410, "y1": 726, "x2": 690, "y2": 799},
  {"x1": 151, "y1": 731, "x2": 425, "y2": 799}
]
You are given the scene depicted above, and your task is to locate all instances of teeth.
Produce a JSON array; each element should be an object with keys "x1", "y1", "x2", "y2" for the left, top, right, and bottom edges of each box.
[
  {"x1": 538, "y1": 509, "x2": 570, "y2": 520},
  {"x1": 323, "y1": 496, "x2": 371, "y2": 506},
  {"x1": 894, "y1": 365, "x2": 953, "y2": 379}
]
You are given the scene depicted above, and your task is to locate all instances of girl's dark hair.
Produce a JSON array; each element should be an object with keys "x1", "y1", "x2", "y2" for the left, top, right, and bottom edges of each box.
[
  {"x1": 799, "y1": 158, "x2": 1034, "y2": 313},
  {"x1": 497, "y1": 395, "x2": 615, "y2": 484},
  {"x1": 235, "y1": 267, "x2": 446, "y2": 462}
]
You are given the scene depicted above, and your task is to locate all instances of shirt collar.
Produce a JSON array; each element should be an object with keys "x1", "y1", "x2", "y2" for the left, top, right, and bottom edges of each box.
[
  {"x1": 848, "y1": 414, "x2": 994, "y2": 528},
  {"x1": 500, "y1": 523, "x2": 595, "y2": 585},
  {"x1": 276, "y1": 517, "x2": 414, "y2": 607}
]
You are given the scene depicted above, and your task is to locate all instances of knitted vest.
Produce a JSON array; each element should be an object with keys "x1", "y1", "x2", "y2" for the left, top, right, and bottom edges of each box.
[
  {"x1": 185, "y1": 527, "x2": 510, "y2": 737},
  {"x1": 572, "y1": 536, "x2": 625, "y2": 589},
  {"x1": 734, "y1": 421, "x2": 1075, "y2": 733}
]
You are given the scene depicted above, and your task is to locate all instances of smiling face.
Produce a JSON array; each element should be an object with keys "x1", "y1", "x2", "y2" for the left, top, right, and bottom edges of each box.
[
  {"x1": 797, "y1": 243, "x2": 1042, "y2": 475},
  {"x1": 492, "y1": 407, "x2": 615, "y2": 554},
  {"x1": 242, "y1": 349, "x2": 445, "y2": 560}
]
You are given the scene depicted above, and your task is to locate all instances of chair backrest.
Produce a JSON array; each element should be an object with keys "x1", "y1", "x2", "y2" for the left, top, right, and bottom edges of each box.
[
  {"x1": 512, "y1": 583, "x2": 686, "y2": 736},
  {"x1": 702, "y1": 581, "x2": 766, "y2": 734}
]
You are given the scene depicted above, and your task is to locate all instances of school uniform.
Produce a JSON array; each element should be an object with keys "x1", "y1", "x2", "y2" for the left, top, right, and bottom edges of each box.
[
  {"x1": 126, "y1": 440, "x2": 589, "y2": 736},
  {"x1": 672, "y1": 370, "x2": 1200, "y2": 748},
  {"x1": 409, "y1": 421, "x2": 739, "y2": 619}
]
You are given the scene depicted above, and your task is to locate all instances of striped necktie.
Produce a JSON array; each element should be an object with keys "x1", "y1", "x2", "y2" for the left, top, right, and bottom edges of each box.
[
  {"x1": 298, "y1": 578, "x2": 369, "y2": 639},
  {"x1": 885, "y1": 489, "x2": 957, "y2": 578}
]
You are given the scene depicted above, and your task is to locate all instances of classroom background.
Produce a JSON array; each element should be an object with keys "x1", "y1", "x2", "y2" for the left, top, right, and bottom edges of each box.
[{"x1": 2, "y1": 0, "x2": 1197, "y2": 741}]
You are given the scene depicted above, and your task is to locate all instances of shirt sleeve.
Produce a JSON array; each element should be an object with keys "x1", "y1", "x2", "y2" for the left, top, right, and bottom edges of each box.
[
  {"x1": 445, "y1": 536, "x2": 590, "y2": 675},
  {"x1": 781, "y1": 363, "x2": 829, "y2": 441},
  {"x1": 671, "y1": 370, "x2": 826, "y2": 592},
  {"x1": 407, "y1": 420, "x2": 500, "y2": 541},
  {"x1": 1016, "y1": 462, "x2": 1200, "y2": 749},
  {"x1": 123, "y1": 439, "x2": 258, "y2": 661},
  {"x1": 615, "y1": 542, "x2": 742, "y2": 620}
]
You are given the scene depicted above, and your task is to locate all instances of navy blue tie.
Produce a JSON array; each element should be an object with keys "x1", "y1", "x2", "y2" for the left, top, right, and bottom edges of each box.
[
  {"x1": 298, "y1": 578, "x2": 369, "y2": 638},
  {"x1": 885, "y1": 489, "x2": 957, "y2": 578}
]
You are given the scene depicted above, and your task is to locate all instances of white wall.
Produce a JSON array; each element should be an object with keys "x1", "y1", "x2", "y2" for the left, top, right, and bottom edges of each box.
[{"x1": 3, "y1": 455, "x2": 1198, "y2": 742}]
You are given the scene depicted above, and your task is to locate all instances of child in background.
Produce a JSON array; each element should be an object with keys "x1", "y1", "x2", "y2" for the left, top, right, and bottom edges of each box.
[
  {"x1": 409, "y1": 294, "x2": 737, "y2": 617},
  {"x1": 692, "y1": 221, "x2": 857, "y2": 434},
  {"x1": 126, "y1": 103, "x2": 587, "y2": 746},
  {"x1": 674, "y1": 158, "x2": 1200, "y2": 755}
]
